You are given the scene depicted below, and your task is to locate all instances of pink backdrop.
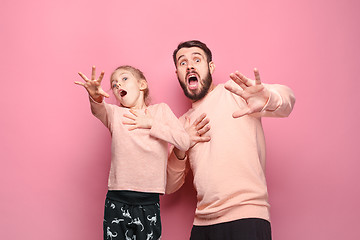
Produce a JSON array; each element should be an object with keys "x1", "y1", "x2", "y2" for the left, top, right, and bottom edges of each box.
[{"x1": 1, "y1": 0, "x2": 359, "y2": 239}]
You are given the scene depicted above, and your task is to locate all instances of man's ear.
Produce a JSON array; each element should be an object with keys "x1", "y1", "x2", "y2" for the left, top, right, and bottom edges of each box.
[
  {"x1": 139, "y1": 79, "x2": 148, "y2": 91},
  {"x1": 209, "y1": 61, "x2": 215, "y2": 74}
]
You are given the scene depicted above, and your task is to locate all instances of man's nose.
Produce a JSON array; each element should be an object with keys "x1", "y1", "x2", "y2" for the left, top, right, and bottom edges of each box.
[{"x1": 187, "y1": 65, "x2": 195, "y2": 71}]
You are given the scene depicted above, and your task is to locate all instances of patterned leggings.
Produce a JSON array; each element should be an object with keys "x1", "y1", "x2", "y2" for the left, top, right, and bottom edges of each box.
[{"x1": 103, "y1": 190, "x2": 161, "y2": 240}]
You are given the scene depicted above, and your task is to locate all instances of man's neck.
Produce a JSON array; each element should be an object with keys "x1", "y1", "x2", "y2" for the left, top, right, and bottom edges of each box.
[{"x1": 191, "y1": 83, "x2": 216, "y2": 103}]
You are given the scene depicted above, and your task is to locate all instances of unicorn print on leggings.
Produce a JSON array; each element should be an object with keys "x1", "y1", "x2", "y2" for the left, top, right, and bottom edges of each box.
[
  {"x1": 106, "y1": 227, "x2": 118, "y2": 240},
  {"x1": 147, "y1": 213, "x2": 157, "y2": 226},
  {"x1": 129, "y1": 217, "x2": 144, "y2": 231}
]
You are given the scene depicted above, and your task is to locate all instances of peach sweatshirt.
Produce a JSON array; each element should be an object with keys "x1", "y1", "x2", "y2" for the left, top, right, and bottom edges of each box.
[
  {"x1": 90, "y1": 98, "x2": 190, "y2": 194},
  {"x1": 166, "y1": 80, "x2": 295, "y2": 226}
]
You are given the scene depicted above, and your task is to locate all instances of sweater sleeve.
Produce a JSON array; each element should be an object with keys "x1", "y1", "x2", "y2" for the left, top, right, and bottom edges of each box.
[
  {"x1": 225, "y1": 80, "x2": 295, "y2": 118},
  {"x1": 259, "y1": 83, "x2": 296, "y2": 118},
  {"x1": 165, "y1": 146, "x2": 189, "y2": 194},
  {"x1": 89, "y1": 96, "x2": 114, "y2": 129},
  {"x1": 149, "y1": 103, "x2": 190, "y2": 152}
]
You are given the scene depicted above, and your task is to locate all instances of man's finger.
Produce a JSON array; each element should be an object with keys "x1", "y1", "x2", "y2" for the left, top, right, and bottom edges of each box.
[
  {"x1": 196, "y1": 118, "x2": 210, "y2": 131},
  {"x1": 246, "y1": 85, "x2": 264, "y2": 94},
  {"x1": 254, "y1": 68, "x2": 261, "y2": 85},
  {"x1": 230, "y1": 73, "x2": 247, "y2": 89},
  {"x1": 193, "y1": 113, "x2": 207, "y2": 126},
  {"x1": 224, "y1": 84, "x2": 246, "y2": 99},
  {"x1": 198, "y1": 125, "x2": 211, "y2": 135},
  {"x1": 234, "y1": 71, "x2": 252, "y2": 87},
  {"x1": 194, "y1": 136, "x2": 211, "y2": 143}
]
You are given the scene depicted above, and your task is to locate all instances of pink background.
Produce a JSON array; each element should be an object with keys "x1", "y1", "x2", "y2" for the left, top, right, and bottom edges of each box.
[{"x1": 1, "y1": 0, "x2": 359, "y2": 239}]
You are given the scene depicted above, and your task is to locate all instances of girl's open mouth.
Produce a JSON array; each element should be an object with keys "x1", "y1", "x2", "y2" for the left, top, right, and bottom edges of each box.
[{"x1": 119, "y1": 89, "x2": 127, "y2": 97}]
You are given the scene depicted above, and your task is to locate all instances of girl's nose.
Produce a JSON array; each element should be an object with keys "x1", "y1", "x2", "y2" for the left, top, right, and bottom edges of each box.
[{"x1": 113, "y1": 82, "x2": 121, "y2": 89}]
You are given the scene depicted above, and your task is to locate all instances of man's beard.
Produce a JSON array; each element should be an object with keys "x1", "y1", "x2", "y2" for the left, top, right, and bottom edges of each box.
[{"x1": 178, "y1": 70, "x2": 213, "y2": 101}]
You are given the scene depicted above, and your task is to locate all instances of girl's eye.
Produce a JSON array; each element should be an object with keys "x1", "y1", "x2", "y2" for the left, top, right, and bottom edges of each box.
[
  {"x1": 123, "y1": 77, "x2": 128, "y2": 81},
  {"x1": 112, "y1": 84, "x2": 117, "y2": 88}
]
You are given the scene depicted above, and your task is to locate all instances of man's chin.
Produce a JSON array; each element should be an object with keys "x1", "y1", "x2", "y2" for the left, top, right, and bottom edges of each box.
[
  {"x1": 184, "y1": 89, "x2": 205, "y2": 101},
  {"x1": 178, "y1": 73, "x2": 212, "y2": 101}
]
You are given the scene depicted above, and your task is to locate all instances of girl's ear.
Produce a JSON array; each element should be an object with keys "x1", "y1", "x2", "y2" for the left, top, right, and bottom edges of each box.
[{"x1": 139, "y1": 79, "x2": 148, "y2": 91}]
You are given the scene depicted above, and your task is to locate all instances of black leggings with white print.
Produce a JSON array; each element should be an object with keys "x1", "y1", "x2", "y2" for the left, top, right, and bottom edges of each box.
[{"x1": 103, "y1": 190, "x2": 161, "y2": 240}]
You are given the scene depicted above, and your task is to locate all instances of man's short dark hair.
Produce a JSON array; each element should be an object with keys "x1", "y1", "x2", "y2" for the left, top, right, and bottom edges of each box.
[{"x1": 173, "y1": 40, "x2": 212, "y2": 66}]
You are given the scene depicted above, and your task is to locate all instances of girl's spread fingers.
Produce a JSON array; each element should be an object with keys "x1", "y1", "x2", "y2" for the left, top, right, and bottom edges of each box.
[
  {"x1": 129, "y1": 109, "x2": 139, "y2": 117},
  {"x1": 74, "y1": 81, "x2": 85, "y2": 86},
  {"x1": 78, "y1": 72, "x2": 89, "y2": 81},
  {"x1": 98, "y1": 71, "x2": 105, "y2": 82},
  {"x1": 91, "y1": 66, "x2": 96, "y2": 80},
  {"x1": 123, "y1": 114, "x2": 136, "y2": 120},
  {"x1": 122, "y1": 120, "x2": 136, "y2": 125}
]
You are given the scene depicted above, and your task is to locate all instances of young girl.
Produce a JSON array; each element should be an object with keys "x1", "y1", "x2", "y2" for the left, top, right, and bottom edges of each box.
[{"x1": 75, "y1": 65, "x2": 190, "y2": 240}]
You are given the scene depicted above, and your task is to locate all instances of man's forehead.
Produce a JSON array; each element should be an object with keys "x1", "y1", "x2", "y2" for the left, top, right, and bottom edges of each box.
[{"x1": 176, "y1": 47, "x2": 206, "y2": 59}]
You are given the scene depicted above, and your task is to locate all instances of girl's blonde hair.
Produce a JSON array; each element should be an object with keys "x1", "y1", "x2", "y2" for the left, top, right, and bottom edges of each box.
[{"x1": 110, "y1": 65, "x2": 150, "y2": 105}]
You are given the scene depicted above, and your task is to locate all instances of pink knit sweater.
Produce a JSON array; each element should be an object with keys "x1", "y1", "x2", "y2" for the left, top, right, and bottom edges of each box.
[
  {"x1": 166, "y1": 80, "x2": 295, "y2": 225},
  {"x1": 90, "y1": 98, "x2": 190, "y2": 194}
]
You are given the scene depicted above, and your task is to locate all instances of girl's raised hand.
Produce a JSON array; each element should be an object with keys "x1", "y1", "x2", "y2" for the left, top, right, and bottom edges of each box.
[{"x1": 75, "y1": 66, "x2": 110, "y2": 102}]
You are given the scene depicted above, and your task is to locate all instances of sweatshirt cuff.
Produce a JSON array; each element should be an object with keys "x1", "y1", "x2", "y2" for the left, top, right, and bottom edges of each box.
[
  {"x1": 168, "y1": 151, "x2": 187, "y2": 171},
  {"x1": 149, "y1": 120, "x2": 162, "y2": 138},
  {"x1": 89, "y1": 95, "x2": 104, "y2": 104},
  {"x1": 261, "y1": 88, "x2": 282, "y2": 112}
]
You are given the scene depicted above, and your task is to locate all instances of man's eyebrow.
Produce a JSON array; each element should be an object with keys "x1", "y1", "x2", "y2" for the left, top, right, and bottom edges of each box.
[
  {"x1": 177, "y1": 54, "x2": 185, "y2": 62},
  {"x1": 177, "y1": 52, "x2": 204, "y2": 62},
  {"x1": 192, "y1": 52, "x2": 203, "y2": 57}
]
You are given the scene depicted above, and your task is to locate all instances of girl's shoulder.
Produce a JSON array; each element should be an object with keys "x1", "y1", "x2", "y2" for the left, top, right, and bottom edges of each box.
[{"x1": 147, "y1": 102, "x2": 173, "y2": 115}]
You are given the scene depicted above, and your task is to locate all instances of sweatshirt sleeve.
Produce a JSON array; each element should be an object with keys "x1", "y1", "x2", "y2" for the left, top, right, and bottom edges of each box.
[
  {"x1": 225, "y1": 80, "x2": 295, "y2": 118},
  {"x1": 165, "y1": 146, "x2": 189, "y2": 194},
  {"x1": 89, "y1": 96, "x2": 114, "y2": 129},
  {"x1": 259, "y1": 83, "x2": 296, "y2": 118},
  {"x1": 149, "y1": 103, "x2": 190, "y2": 152}
]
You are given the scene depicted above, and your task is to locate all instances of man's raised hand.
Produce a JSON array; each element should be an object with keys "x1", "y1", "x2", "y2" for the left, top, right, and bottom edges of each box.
[{"x1": 225, "y1": 68, "x2": 270, "y2": 118}]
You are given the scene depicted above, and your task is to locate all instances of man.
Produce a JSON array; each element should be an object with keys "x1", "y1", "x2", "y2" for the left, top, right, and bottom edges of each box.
[{"x1": 166, "y1": 40, "x2": 295, "y2": 240}]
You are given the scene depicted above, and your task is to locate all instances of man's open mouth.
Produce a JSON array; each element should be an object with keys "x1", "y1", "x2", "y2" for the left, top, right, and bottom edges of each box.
[
  {"x1": 119, "y1": 89, "x2": 127, "y2": 97},
  {"x1": 187, "y1": 73, "x2": 199, "y2": 90}
]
